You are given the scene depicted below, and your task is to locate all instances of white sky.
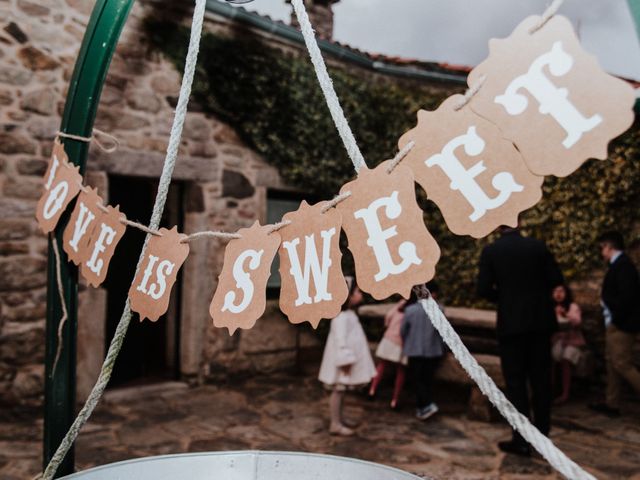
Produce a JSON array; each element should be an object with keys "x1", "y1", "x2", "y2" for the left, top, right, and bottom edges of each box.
[{"x1": 229, "y1": 0, "x2": 640, "y2": 80}]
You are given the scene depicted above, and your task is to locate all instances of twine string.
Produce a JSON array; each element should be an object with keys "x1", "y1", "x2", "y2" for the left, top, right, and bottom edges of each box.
[
  {"x1": 386, "y1": 141, "x2": 416, "y2": 174},
  {"x1": 50, "y1": 234, "x2": 69, "y2": 376},
  {"x1": 57, "y1": 128, "x2": 119, "y2": 153},
  {"x1": 41, "y1": 0, "x2": 209, "y2": 478},
  {"x1": 530, "y1": 0, "x2": 565, "y2": 34}
]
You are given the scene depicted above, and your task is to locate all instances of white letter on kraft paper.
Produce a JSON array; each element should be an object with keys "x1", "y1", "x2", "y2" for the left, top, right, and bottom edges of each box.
[
  {"x1": 222, "y1": 249, "x2": 264, "y2": 314},
  {"x1": 495, "y1": 41, "x2": 602, "y2": 148},
  {"x1": 354, "y1": 191, "x2": 422, "y2": 282},
  {"x1": 282, "y1": 228, "x2": 335, "y2": 306},
  {"x1": 426, "y1": 126, "x2": 523, "y2": 222}
]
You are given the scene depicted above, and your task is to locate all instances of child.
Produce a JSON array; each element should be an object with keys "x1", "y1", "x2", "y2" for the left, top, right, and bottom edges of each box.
[
  {"x1": 551, "y1": 284, "x2": 585, "y2": 404},
  {"x1": 318, "y1": 276, "x2": 376, "y2": 436},
  {"x1": 368, "y1": 298, "x2": 408, "y2": 409},
  {"x1": 401, "y1": 284, "x2": 444, "y2": 420}
]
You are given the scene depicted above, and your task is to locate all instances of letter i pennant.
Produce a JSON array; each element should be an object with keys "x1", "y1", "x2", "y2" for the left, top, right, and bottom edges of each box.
[
  {"x1": 337, "y1": 162, "x2": 440, "y2": 300},
  {"x1": 210, "y1": 221, "x2": 280, "y2": 334},
  {"x1": 399, "y1": 95, "x2": 543, "y2": 238},
  {"x1": 129, "y1": 227, "x2": 189, "y2": 322},
  {"x1": 278, "y1": 201, "x2": 347, "y2": 328},
  {"x1": 468, "y1": 15, "x2": 635, "y2": 177}
]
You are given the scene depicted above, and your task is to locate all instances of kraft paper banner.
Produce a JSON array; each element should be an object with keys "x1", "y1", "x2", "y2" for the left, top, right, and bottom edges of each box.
[
  {"x1": 337, "y1": 161, "x2": 441, "y2": 300},
  {"x1": 62, "y1": 187, "x2": 103, "y2": 265},
  {"x1": 468, "y1": 15, "x2": 636, "y2": 177},
  {"x1": 80, "y1": 205, "x2": 127, "y2": 288},
  {"x1": 399, "y1": 94, "x2": 543, "y2": 238},
  {"x1": 210, "y1": 222, "x2": 281, "y2": 334},
  {"x1": 129, "y1": 227, "x2": 190, "y2": 322},
  {"x1": 279, "y1": 200, "x2": 348, "y2": 328}
]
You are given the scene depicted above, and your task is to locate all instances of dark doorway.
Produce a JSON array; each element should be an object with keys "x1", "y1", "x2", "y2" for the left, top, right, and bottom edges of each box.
[{"x1": 104, "y1": 175, "x2": 184, "y2": 388}]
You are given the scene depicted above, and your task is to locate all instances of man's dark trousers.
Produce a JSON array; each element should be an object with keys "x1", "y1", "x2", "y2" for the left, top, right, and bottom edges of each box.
[{"x1": 498, "y1": 332, "x2": 552, "y2": 445}]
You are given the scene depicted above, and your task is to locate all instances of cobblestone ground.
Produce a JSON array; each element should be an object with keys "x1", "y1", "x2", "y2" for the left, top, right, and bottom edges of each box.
[{"x1": 2, "y1": 373, "x2": 640, "y2": 479}]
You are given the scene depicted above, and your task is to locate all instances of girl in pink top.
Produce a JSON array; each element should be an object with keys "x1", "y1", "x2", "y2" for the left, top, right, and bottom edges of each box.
[
  {"x1": 551, "y1": 284, "x2": 585, "y2": 404},
  {"x1": 368, "y1": 299, "x2": 408, "y2": 409}
]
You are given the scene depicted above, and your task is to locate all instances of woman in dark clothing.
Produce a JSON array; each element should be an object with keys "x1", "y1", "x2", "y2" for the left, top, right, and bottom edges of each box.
[{"x1": 401, "y1": 284, "x2": 444, "y2": 420}]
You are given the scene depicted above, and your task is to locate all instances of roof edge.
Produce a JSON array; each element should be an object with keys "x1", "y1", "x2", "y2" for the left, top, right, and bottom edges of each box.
[{"x1": 204, "y1": 0, "x2": 468, "y2": 85}]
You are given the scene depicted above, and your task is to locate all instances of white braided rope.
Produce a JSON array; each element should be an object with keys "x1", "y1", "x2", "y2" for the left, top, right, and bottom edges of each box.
[
  {"x1": 40, "y1": 1, "x2": 208, "y2": 478},
  {"x1": 289, "y1": 1, "x2": 594, "y2": 478},
  {"x1": 291, "y1": 0, "x2": 367, "y2": 173},
  {"x1": 421, "y1": 298, "x2": 596, "y2": 480}
]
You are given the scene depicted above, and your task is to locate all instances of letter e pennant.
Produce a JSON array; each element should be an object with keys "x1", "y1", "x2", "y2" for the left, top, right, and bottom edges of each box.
[
  {"x1": 399, "y1": 95, "x2": 543, "y2": 238},
  {"x1": 80, "y1": 205, "x2": 127, "y2": 287},
  {"x1": 337, "y1": 162, "x2": 440, "y2": 300}
]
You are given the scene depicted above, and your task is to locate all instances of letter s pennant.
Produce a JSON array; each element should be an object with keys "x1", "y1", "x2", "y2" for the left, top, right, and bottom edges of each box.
[
  {"x1": 278, "y1": 200, "x2": 348, "y2": 329},
  {"x1": 210, "y1": 221, "x2": 280, "y2": 334},
  {"x1": 129, "y1": 227, "x2": 189, "y2": 322},
  {"x1": 468, "y1": 15, "x2": 635, "y2": 177},
  {"x1": 337, "y1": 162, "x2": 440, "y2": 300}
]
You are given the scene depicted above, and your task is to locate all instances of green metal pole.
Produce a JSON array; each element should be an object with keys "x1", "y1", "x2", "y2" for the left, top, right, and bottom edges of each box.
[{"x1": 44, "y1": 0, "x2": 135, "y2": 476}]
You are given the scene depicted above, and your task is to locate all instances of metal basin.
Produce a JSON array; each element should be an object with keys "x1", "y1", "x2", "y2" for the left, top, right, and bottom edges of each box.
[{"x1": 60, "y1": 451, "x2": 424, "y2": 479}]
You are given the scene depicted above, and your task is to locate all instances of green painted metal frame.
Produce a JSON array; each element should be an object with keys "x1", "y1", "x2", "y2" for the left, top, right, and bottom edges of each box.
[{"x1": 44, "y1": 0, "x2": 135, "y2": 476}]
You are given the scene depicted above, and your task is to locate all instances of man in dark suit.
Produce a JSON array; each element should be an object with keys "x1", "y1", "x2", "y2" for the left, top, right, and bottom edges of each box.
[
  {"x1": 477, "y1": 227, "x2": 563, "y2": 456},
  {"x1": 589, "y1": 231, "x2": 640, "y2": 417}
]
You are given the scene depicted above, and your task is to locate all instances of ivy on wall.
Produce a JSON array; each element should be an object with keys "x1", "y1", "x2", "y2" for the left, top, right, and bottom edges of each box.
[{"x1": 146, "y1": 19, "x2": 640, "y2": 307}]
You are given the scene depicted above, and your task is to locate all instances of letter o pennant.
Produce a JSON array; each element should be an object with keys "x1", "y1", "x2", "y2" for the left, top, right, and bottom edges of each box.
[{"x1": 210, "y1": 221, "x2": 280, "y2": 334}]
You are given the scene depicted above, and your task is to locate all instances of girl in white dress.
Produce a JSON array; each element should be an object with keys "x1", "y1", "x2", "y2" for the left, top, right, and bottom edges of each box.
[{"x1": 318, "y1": 276, "x2": 376, "y2": 436}]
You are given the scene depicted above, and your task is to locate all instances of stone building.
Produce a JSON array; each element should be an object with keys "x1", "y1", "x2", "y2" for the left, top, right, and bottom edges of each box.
[{"x1": 0, "y1": 0, "x2": 470, "y2": 406}]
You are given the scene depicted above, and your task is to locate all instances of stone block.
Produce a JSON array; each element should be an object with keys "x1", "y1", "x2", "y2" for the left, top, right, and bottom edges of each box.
[
  {"x1": 4, "y1": 176, "x2": 43, "y2": 200},
  {"x1": 16, "y1": 158, "x2": 48, "y2": 176},
  {"x1": 20, "y1": 88, "x2": 57, "y2": 115},
  {"x1": 77, "y1": 287, "x2": 106, "y2": 399},
  {"x1": 0, "y1": 256, "x2": 46, "y2": 291},
  {"x1": 65, "y1": 0, "x2": 94, "y2": 15},
  {"x1": 0, "y1": 133, "x2": 37, "y2": 154},
  {"x1": 2, "y1": 302, "x2": 46, "y2": 322},
  {"x1": 3, "y1": 22, "x2": 28, "y2": 44},
  {"x1": 222, "y1": 170, "x2": 255, "y2": 199},
  {"x1": 0, "y1": 65, "x2": 32, "y2": 86},
  {"x1": 0, "y1": 198, "x2": 37, "y2": 219},
  {"x1": 150, "y1": 74, "x2": 179, "y2": 95},
  {"x1": 17, "y1": 46, "x2": 58, "y2": 70},
  {"x1": 0, "y1": 241, "x2": 30, "y2": 255},
  {"x1": 240, "y1": 306, "x2": 297, "y2": 355},
  {"x1": 0, "y1": 219, "x2": 31, "y2": 240},
  {"x1": 0, "y1": 90, "x2": 12, "y2": 106},
  {"x1": 0, "y1": 320, "x2": 45, "y2": 365},
  {"x1": 17, "y1": 0, "x2": 50, "y2": 16},
  {"x1": 126, "y1": 89, "x2": 162, "y2": 113},
  {"x1": 11, "y1": 364, "x2": 43, "y2": 399},
  {"x1": 183, "y1": 116, "x2": 212, "y2": 141}
]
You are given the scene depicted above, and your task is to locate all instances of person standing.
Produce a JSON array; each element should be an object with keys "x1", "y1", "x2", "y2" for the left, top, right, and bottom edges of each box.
[
  {"x1": 589, "y1": 231, "x2": 640, "y2": 417},
  {"x1": 477, "y1": 227, "x2": 563, "y2": 457},
  {"x1": 368, "y1": 298, "x2": 408, "y2": 409},
  {"x1": 401, "y1": 285, "x2": 445, "y2": 421},
  {"x1": 318, "y1": 276, "x2": 376, "y2": 436}
]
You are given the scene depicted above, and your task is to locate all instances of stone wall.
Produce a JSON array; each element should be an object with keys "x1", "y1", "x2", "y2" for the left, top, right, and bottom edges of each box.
[
  {"x1": 0, "y1": 0, "x2": 305, "y2": 406},
  {"x1": 0, "y1": 0, "x2": 458, "y2": 406}
]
